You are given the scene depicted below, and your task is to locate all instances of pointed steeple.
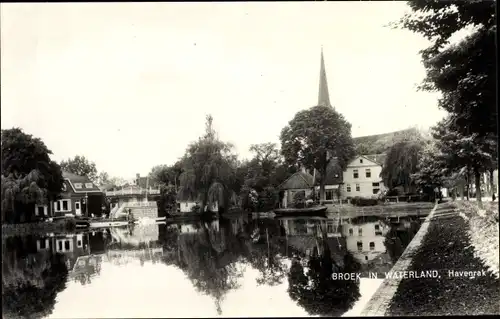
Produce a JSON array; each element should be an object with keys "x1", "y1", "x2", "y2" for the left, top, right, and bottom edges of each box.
[{"x1": 318, "y1": 47, "x2": 332, "y2": 107}]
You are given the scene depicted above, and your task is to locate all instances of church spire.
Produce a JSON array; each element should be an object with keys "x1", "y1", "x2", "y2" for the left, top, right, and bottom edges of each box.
[{"x1": 318, "y1": 47, "x2": 332, "y2": 107}]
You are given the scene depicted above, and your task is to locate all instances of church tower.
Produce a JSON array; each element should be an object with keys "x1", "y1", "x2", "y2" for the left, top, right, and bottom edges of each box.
[{"x1": 318, "y1": 47, "x2": 332, "y2": 108}]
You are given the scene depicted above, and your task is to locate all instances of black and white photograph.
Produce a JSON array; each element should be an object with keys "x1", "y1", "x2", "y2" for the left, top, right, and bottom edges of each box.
[{"x1": 1, "y1": 1, "x2": 498, "y2": 317}]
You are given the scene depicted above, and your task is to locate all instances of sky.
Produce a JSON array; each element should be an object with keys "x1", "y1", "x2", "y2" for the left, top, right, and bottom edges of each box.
[{"x1": 1, "y1": 2, "x2": 447, "y2": 179}]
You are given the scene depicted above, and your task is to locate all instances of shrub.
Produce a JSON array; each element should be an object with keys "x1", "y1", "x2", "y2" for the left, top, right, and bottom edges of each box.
[
  {"x1": 191, "y1": 204, "x2": 201, "y2": 213},
  {"x1": 350, "y1": 196, "x2": 379, "y2": 206},
  {"x1": 292, "y1": 191, "x2": 306, "y2": 208}
]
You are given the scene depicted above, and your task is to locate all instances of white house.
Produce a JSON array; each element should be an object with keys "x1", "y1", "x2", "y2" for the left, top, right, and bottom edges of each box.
[
  {"x1": 340, "y1": 220, "x2": 389, "y2": 263},
  {"x1": 176, "y1": 191, "x2": 218, "y2": 213},
  {"x1": 342, "y1": 155, "x2": 386, "y2": 199}
]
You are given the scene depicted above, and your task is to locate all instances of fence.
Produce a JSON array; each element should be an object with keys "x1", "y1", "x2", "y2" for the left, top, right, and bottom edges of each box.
[{"x1": 105, "y1": 188, "x2": 161, "y2": 196}]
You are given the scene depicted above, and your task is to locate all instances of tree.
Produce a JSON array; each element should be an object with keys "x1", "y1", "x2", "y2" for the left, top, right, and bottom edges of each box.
[
  {"x1": 395, "y1": 1, "x2": 497, "y2": 206},
  {"x1": 149, "y1": 161, "x2": 184, "y2": 192},
  {"x1": 431, "y1": 116, "x2": 496, "y2": 205},
  {"x1": 381, "y1": 133, "x2": 425, "y2": 194},
  {"x1": 95, "y1": 171, "x2": 110, "y2": 186},
  {"x1": 280, "y1": 106, "x2": 355, "y2": 201},
  {"x1": 1, "y1": 128, "x2": 64, "y2": 223},
  {"x1": 179, "y1": 115, "x2": 238, "y2": 214},
  {"x1": 287, "y1": 240, "x2": 361, "y2": 316},
  {"x1": 60, "y1": 155, "x2": 98, "y2": 182}
]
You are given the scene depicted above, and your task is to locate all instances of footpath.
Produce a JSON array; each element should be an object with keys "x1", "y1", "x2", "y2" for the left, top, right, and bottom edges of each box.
[{"x1": 361, "y1": 200, "x2": 500, "y2": 316}]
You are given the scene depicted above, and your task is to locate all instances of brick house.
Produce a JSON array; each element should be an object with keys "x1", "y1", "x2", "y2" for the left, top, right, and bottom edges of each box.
[{"x1": 34, "y1": 171, "x2": 104, "y2": 218}]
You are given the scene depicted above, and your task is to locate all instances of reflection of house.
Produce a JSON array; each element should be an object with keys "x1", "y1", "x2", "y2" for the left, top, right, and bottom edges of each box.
[
  {"x1": 341, "y1": 155, "x2": 386, "y2": 199},
  {"x1": 69, "y1": 255, "x2": 103, "y2": 284},
  {"x1": 35, "y1": 171, "x2": 104, "y2": 218},
  {"x1": 36, "y1": 233, "x2": 90, "y2": 270},
  {"x1": 340, "y1": 220, "x2": 389, "y2": 263}
]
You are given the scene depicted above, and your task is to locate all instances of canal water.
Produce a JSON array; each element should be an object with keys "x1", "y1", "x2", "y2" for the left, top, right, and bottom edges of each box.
[{"x1": 2, "y1": 213, "x2": 422, "y2": 318}]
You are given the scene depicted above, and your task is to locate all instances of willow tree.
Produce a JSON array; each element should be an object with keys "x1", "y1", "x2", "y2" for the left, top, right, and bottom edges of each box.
[
  {"x1": 1, "y1": 128, "x2": 64, "y2": 223},
  {"x1": 179, "y1": 115, "x2": 238, "y2": 214},
  {"x1": 381, "y1": 138, "x2": 425, "y2": 194},
  {"x1": 280, "y1": 106, "x2": 355, "y2": 202}
]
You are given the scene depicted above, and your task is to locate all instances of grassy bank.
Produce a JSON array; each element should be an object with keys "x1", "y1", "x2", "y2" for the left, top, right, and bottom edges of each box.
[
  {"x1": 1, "y1": 219, "x2": 77, "y2": 238},
  {"x1": 386, "y1": 202, "x2": 500, "y2": 316}
]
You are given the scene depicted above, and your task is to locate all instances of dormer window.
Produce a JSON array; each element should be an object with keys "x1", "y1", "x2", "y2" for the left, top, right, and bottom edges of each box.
[
  {"x1": 74, "y1": 183, "x2": 83, "y2": 189},
  {"x1": 85, "y1": 183, "x2": 93, "y2": 188}
]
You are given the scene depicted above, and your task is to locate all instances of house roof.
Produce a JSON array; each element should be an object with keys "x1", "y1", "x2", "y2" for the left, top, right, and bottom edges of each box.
[
  {"x1": 363, "y1": 154, "x2": 386, "y2": 166},
  {"x1": 62, "y1": 171, "x2": 101, "y2": 192},
  {"x1": 279, "y1": 171, "x2": 314, "y2": 190},
  {"x1": 354, "y1": 128, "x2": 418, "y2": 154}
]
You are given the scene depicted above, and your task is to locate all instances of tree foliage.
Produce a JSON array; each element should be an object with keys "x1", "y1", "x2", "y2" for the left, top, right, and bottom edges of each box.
[
  {"x1": 381, "y1": 132, "x2": 426, "y2": 193},
  {"x1": 60, "y1": 155, "x2": 98, "y2": 182},
  {"x1": 396, "y1": 0, "x2": 497, "y2": 205},
  {"x1": 280, "y1": 106, "x2": 355, "y2": 201},
  {"x1": 179, "y1": 115, "x2": 239, "y2": 213},
  {"x1": 287, "y1": 242, "x2": 361, "y2": 316},
  {"x1": 1, "y1": 128, "x2": 64, "y2": 223}
]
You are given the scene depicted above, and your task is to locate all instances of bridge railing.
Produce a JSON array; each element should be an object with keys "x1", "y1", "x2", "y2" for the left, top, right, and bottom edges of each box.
[{"x1": 105, "y1": 188, "x2": 161, "y2": 197}]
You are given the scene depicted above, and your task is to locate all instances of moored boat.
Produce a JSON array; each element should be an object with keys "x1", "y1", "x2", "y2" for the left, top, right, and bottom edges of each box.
[{"x1": 273, "y1": 205, "x2": 328, "y2": 217}]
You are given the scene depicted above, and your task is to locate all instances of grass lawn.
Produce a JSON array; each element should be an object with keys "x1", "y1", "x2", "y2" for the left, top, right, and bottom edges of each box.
[{"x1": 386, "y1": 202, "x2": 500, "y2": 316}]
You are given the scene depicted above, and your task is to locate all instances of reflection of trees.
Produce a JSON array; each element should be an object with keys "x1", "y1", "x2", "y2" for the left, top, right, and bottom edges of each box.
[
  {"x1": 384, "y1": 220, "x2": 421, "y2": 263},
  {"x1": 2, "y1": 237, "x2": 68, "y2": 319},
  {"x1": 242, "y1": 218, "x2": 288, "y2": 286},
  {"x1": 176, "y1": 221, "x2": 244, "y2": 314},
  {"x1": 287, "y1": 237, "x2": 361, "y2": 317}
]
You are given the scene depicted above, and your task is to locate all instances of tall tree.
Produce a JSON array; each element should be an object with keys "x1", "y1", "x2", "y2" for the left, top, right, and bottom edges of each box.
[
  {"x1": 381, "y1": 133, "x2": 425, "y2": 194},
  {"x1": 280, "y1": 106, "x2": 355, "y2": 201},
  {"x1": 179, "y1": 115, "x2": 238, "y2": 213},
  {"x1": 1, "y1": 128, "x2": 64, "y2": 223},
  {"x1": 395, "y1": 0, "x2": 497, "y2": 205},
  {"x1": 60, "y1": 155, "x2": 98, "y2": 182}
]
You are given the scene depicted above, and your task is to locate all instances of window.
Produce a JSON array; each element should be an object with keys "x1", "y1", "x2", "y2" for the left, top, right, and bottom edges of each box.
[
  {"x1": 77, "y1": 235, "x2": 83, "y2": 248},
  {"x1": 62, "y1": 183, "x2": 67, "y2": 191},
  {"x1": 372, "y1": 182, "x2": 380, "y2": 187},
  {"x1": 353, "y1": 169, "x2": 359, "y2": 179},
  {"x1": 39, "y1": 239, "x2": 47, "y2": 250},
  {"x1": 36, "y1": 205, "x2": 45, "y2": 216},
  {"x1": 346, "y1": 184, "x2": 351, "y2": 192},
  {"x1": 365, "y1": 256, "x2": 369, "y2": 261},
  {"x1": 349, "y1": 228, "x2": 353, "y2": 236},
  {"x1": 366, "y1": 169, "x2": 371, "y2": 178},
  {"x1": 58, "y1": 241, "x2": 63, "y2": 251},
  {"x1": 54, "y1": 199, "x2": 71, "y2": 212},
  {"x1": 357, "y1": 241, "x2": 363, "y2": 251},
  {"x1": 64, "y1": 241, "x2": 70, "y2": 250},
  {"x1": 327, "y1": 222, "x2": 334, "y2": 233},
  {"x1": 356, "y1": 184, "x2": 360, "y2": 192},
  {"x1": 75, "y1": 202, "x2": 80, "y2": 210},
  {"x1": 358, "y1": 228, "x2": 363, "y2": 236},
  {"x1": 360, "y1": 159, "x2": 363, "y2": 163},
  {"x1": 375, "y1": 224, "x2": 380, "y2": 230},
  {"x1": 325, "y1": 189, "x2": 334, "y2": 200},
  {"x1": 372, "y1": 182, "x2": 380, "y2": 195},
  {"x1": 74, "y1": 183, "x2": 83, "y2": 189},
  {"x1": 369, "y1": 242, "x2": 375, "y2": 251},
  {"x1": 85, "y1": 183, "x2": 93, "y2": 188}
]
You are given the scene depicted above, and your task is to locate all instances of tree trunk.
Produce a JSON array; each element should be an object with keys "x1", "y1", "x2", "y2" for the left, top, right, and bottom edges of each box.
[
  {"x1": 474, "y1": 167, "x2": 482, "y2": 208},
  {"x1": 490, "y1": 169, "x2": 496, "y2": 201},
  {"x1": 465, "y1": 167, "x2": 470, "y2": 201}
]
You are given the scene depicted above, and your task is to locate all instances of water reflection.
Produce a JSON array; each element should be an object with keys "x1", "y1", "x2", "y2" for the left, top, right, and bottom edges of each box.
[{"x1": 2, "y1": 213, "x2": 421, "y2": 318}]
